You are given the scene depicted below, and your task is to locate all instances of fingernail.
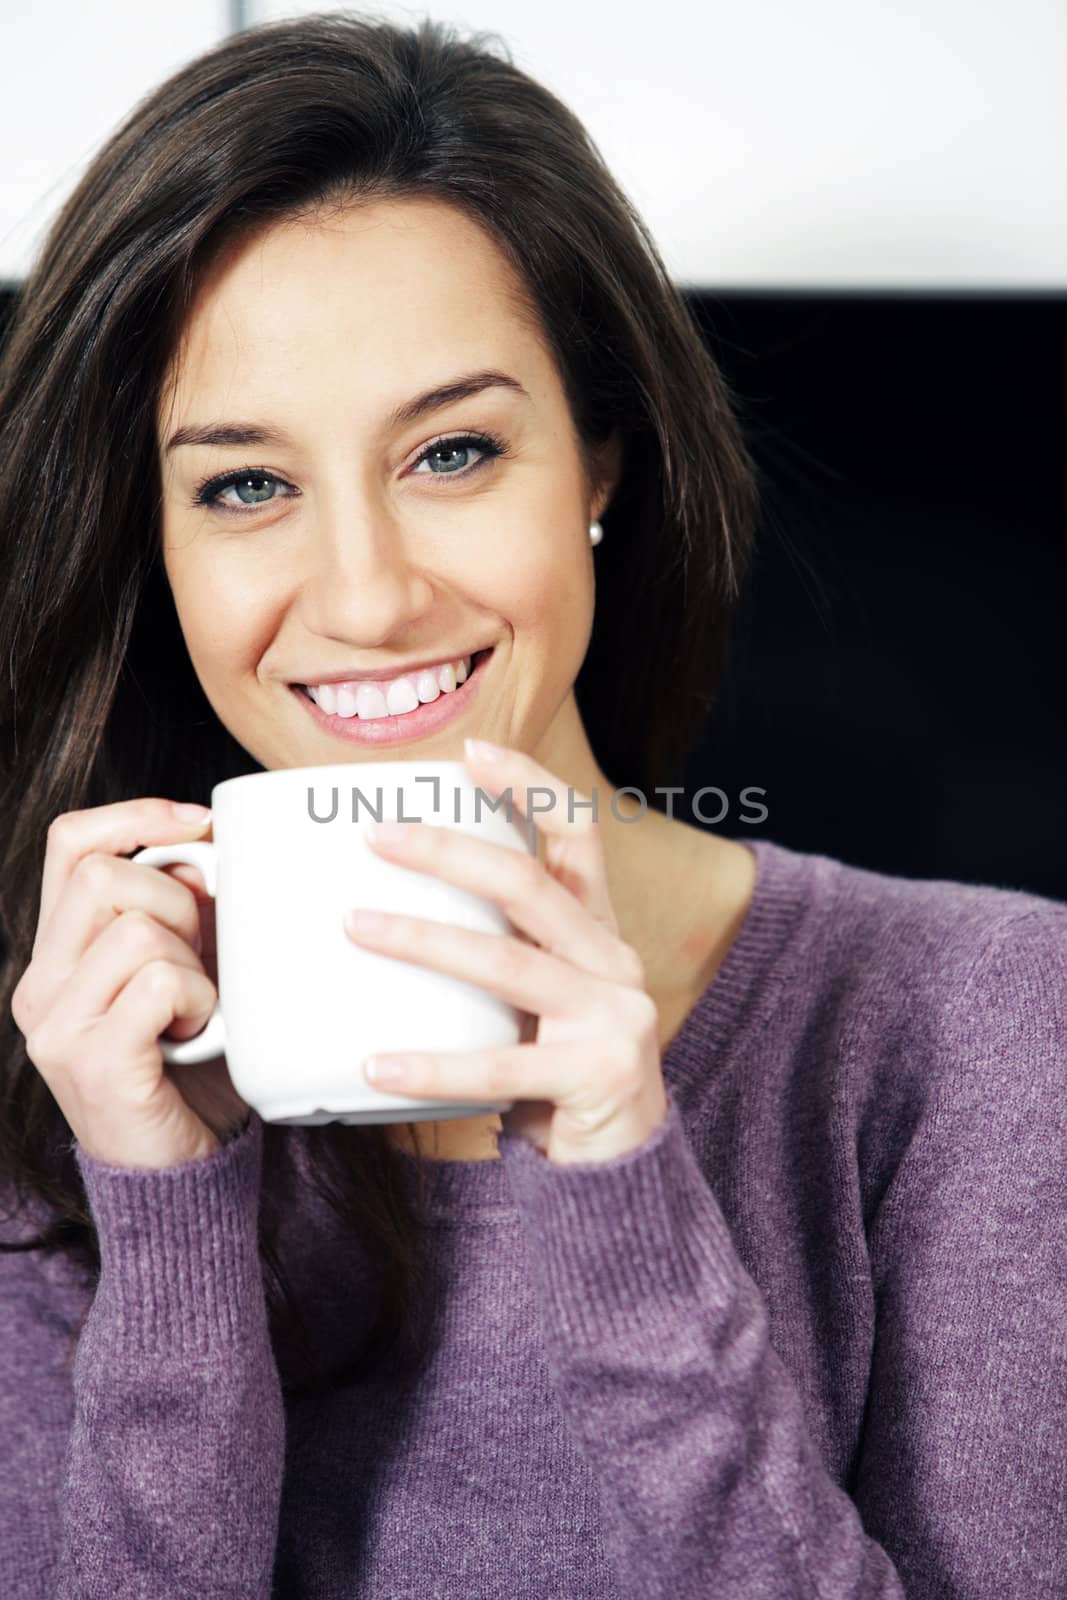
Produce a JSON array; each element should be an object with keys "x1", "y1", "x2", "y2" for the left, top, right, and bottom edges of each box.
[
  {"x1": 345, "y1": 907, "x2": 388, "y2": 935},
  {"x1": 172, "y1": 802, "x2": 212, "y2": 825},
  {"x1": 364, "y1": 819, "x2": 409, "y2": 844},
  {"x1": 364, "y1": 1055, "x2": 405, "y2": 1083},
  {"x1": 465, "y1": 737, "x2": 503, "y2": 762}
]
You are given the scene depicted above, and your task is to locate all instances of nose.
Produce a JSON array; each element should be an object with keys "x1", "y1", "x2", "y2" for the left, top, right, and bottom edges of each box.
[{"x1": 297, "y1": 512, "x2": 434, "y2": 645}]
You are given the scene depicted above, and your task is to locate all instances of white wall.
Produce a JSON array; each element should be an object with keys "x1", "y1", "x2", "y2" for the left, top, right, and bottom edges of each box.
[
  {"x1": 2, "y1": 0, "x2": 1064, "y2": 288},
  {"x1": 0, "y1": 0, "x2": 229, "y2": 286}
]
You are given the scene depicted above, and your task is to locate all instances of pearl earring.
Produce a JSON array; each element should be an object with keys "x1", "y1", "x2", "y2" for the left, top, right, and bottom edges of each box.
[{"x1": 589, "y1": 520, "x2": 603, "y2": 546}]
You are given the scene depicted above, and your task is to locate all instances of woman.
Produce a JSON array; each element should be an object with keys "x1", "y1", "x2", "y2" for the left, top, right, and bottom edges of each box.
[{"x1": 0, "y1": 13, "x2": 1062, "y2": 1598}]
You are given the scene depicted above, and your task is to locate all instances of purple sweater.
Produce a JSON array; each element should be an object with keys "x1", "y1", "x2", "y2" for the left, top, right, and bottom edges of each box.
[{"x1": 2, "y1": 835, "x2": 1065, "y2": 1598}]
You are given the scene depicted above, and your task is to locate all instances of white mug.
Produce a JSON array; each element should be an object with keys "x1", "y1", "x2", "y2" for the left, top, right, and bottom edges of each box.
[{"x1": 131, "y1": 760, "x2": 535, "y2": 1125}]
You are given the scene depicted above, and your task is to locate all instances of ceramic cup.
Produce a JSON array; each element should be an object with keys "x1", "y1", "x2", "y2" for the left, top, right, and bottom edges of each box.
[{"x1": 131, "y1": 760, "x2": 535, "y2": 1125}]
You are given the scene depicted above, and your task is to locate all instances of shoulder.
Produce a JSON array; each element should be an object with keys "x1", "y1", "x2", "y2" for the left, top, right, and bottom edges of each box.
[
  {"x1": 744, "y1": 841, "x2": 1067, "y2": 1272},
  {"x1": 777, "y1": 836, "x2": 1063, "y2": 977},
  {"x1": 857, "y1": 885, "x2": 1067, "y2": 1293},
  {"x1": 749, "y1": 835, "x2": 1067, "y2": 1124},
  {"x1": 810, "y1": 842, "x2": 1066, "y2": 1041}
]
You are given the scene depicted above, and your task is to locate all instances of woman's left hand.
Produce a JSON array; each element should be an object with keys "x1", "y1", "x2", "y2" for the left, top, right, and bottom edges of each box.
[{"x1": 343, "y1": 739, "x2": 669, "y2": 1165}]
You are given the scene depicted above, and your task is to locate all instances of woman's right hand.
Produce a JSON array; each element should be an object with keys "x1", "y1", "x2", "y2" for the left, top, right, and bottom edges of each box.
[{"x1": 10, "y1": 797, "x2": 250, "y2": 1170}]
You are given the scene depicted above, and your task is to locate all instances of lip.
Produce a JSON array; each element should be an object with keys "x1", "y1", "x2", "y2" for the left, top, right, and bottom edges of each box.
[
  {"x1": 291, "y1": 647, "x2": 493, "y2": 745},
  {"x1": 295, "y1": 650, "x2": 486, "y2": 687}
]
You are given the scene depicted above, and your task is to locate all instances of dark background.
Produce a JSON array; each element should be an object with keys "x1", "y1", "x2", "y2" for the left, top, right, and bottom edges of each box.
[
  {"x1": 683, "y1": 291, "x2": 1065, "y2": 902},
  {"x1": 3, "y1": 285, "x2": 1064, "y2": 903}
]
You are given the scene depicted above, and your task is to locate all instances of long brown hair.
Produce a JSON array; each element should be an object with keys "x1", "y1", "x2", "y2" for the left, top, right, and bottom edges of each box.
[{"x1": 0, "y1": 10, "x2": 759, "y2": 1393}]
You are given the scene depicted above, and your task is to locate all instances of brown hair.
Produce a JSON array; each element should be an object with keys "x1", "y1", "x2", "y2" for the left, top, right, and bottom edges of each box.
[{"x1": 0, "y1": 10, "x2": 759, "y2": 1392}]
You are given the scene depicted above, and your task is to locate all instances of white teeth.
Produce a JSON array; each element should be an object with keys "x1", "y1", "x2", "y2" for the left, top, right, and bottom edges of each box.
[
  {"x1": 305, "y1": 653, "x2": 477, "y2": 719},
  {"x1": 385, "y1": 677, "x2": 419, "y2": 715},
  {"x1": 355, "y1": 683, "x2": 390, "y2": 720}
]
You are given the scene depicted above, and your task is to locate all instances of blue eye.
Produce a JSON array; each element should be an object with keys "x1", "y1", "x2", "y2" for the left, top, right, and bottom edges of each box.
[
  {"x1": 190, "y1": 429, "x2": 508, "y2": 516},
  {"x1": 194, "y1": 469, "x2": 288, "y2": 513}
]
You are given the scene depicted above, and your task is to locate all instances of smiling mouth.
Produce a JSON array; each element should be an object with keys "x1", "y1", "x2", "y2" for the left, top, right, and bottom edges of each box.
[
  {"x1": 292, "y1": 647, "x2": 492, "y2": 703},
  {"x1": 289, "y1": 646, "x2": 495, "y2": 729}
]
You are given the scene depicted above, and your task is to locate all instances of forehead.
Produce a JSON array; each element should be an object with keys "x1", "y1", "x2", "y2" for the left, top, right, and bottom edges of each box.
[{"x1": 158, "y1": 198, "x2": 546, "y2": 422}]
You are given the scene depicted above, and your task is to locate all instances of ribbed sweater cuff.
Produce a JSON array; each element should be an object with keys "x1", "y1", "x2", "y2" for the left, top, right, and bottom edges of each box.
[
  {"x1": 74, "y1": 1112, "x2": 268, "y2": 1357},
  {"x1": 498, "y1": 1084, "x2": 740, "y2": 1349}
]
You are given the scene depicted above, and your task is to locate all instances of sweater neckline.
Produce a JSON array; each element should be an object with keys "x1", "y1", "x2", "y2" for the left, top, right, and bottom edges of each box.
[{"x1": 385, "y1": 834, "x2": 815, "y2": 1220}]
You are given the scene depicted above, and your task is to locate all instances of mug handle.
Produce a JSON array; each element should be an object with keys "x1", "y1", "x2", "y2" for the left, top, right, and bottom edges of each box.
[{"x1": 130, "y1": 841, "x2": 228, "y2": 1065}]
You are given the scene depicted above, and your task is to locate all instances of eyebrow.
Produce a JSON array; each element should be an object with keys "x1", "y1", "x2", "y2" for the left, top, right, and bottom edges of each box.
[{"x1": 164, "y1": 369, "x2": 529, "y2": 454}]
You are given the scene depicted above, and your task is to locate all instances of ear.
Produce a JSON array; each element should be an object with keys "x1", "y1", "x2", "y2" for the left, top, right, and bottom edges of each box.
[{"x1": 589, "y1": 428, "x2": 624, "y2": 523}]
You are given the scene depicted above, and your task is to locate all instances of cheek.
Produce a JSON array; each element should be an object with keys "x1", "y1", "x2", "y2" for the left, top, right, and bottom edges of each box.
[
  {"x1": 484, "y1": 524, "x2": 593, "y2": 702},
  {"x1": 477, "y1": 517, "x2": 591, "y2": 630},
  {"x1": 164, "y1": 547, "x2": 274, "y2": 673}
]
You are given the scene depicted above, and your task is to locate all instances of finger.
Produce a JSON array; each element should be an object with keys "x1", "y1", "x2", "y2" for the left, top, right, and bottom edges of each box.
[
  {"x1": 36, "y1": 798, "x2": 211, "y2": 953},
  {"x1": 44, "y1": 910, "x2": 206, "y2": 1037},
  {"x1": 165, "y1": 862, "x2": 208, "y2": 897},
  {"x1": 344, "y1": 910, "x2": 607, "y2": 1019},
  {"x1": 164, "y1": 863, "x2": 218, "y2": 976},
  {"x1": 362, "y1": 1035, "x2": 644, "y2": 1122},
  {"x1": 92, "y1": 959, "x2": 220, "y2": 1070},
  {"x1": 31, "y1": 957, "x2": 221, "y2": 1149},
  {"x1": 365, "y1": 821, "x2": 631, "y2": 983},
  {"x1": 463, "y1": 745, "x2": 618, "y2": 932},
  {"x1": 26, "y1": 853, "x2": 205, "y2": 1027}
]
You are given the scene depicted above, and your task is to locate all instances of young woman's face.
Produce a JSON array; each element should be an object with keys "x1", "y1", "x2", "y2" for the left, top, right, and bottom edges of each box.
[{"x1": 156, "y1": 197, "x2": 619, "y2": 773}]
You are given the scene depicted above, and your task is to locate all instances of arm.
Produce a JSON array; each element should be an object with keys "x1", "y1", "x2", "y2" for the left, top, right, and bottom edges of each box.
[
  {"x1": 496, "y1": 903, "x2": 1067, "y2": 1598},
  {"x1": 858, "y1": 904, "x2": 1067, "y2": 1596},
  {"x1": 499, "y1": 1092, "x2": 905, "y2": 1598},
  {"x1": 0, "y1": 1111, "x2": 285, "y2": 1598}
]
